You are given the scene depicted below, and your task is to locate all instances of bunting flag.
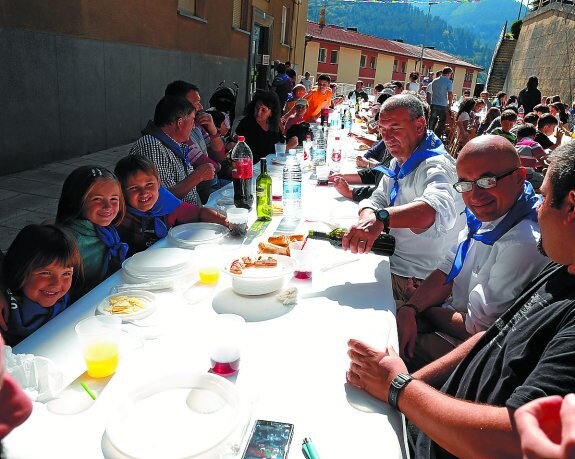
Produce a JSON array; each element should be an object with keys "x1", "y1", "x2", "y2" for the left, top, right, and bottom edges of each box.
[{"x1": 342, "y1": 1, "x2": 479, "y2": 3}]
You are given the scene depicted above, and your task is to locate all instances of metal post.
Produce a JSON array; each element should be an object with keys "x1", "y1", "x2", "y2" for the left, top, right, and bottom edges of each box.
[{"x1": 419, "y1": 2, "x2": 433, "y2": 74}]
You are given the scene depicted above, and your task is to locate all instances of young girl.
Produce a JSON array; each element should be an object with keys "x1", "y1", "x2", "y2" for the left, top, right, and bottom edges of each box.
[
  {"x1": 114, "y1": 155, "x2": 228, "y2": 255},
  {"x1": 56, "y1": 166, "x2": 127, "y2": 295},
  {"x1": 0, "y1": 225, "x2": 82, "y2": 346}
]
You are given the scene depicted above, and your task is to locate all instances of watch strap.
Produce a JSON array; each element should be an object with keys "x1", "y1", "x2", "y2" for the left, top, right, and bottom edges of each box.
[{"x1": 388, "y1": 373, "x2": 415, "y2": 411}]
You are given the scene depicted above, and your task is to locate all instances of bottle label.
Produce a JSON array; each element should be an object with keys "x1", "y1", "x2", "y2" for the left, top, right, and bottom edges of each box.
[
  {"x1": 232, "y1": 158, "x2": 253, "y2": 179},
  {"x1": 283, "y1": 182, "x2": 301, "y2": 199},
  {"x1": 256, "y1": 186, "x2": 264, "y2": 196}
]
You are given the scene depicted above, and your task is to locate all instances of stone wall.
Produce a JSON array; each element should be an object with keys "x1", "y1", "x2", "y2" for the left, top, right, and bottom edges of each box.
[
  {"x1": 0, "y1": 27, "x2": 247, "y2": 175},
  {"x1": 503, "y1": 4, "x2": 575, "y2": 104}
]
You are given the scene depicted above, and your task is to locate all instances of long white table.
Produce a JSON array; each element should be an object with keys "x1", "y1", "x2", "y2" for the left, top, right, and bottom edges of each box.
[{"x1": 4, "y1": 163, "x2": 407, "y2": 459}]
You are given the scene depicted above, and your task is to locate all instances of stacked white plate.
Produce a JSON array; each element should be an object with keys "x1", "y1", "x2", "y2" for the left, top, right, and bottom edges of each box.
[
  {"x1": 168, "y1": 223, "x2": 228, "y2": 249},
  {"x1": 122, "y1": 248, "x2": 197, "y2": 286}
]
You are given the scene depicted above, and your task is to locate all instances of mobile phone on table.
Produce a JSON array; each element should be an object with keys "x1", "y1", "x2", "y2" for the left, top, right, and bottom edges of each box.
[{"x1": 241, "y1": 419, "x2": 294, "y2": 459}]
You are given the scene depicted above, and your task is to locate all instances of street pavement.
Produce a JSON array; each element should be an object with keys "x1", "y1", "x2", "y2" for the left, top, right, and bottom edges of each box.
[{"x1": 0, "y1": 143, "x2": 133, "y2": 252}]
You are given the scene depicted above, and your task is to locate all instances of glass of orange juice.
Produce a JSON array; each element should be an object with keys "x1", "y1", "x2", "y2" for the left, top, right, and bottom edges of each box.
[
  {"x1": 75, "y1": 316, "x2": 122, "y2": 378},
  {"x1": 194, "y1": 244, "x2": 222, "y2": 285}
]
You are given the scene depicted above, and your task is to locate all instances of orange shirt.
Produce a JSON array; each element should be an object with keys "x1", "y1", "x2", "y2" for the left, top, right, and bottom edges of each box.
[{"x1": 304, "y1": 88, "x2": 332, "y2": 122}]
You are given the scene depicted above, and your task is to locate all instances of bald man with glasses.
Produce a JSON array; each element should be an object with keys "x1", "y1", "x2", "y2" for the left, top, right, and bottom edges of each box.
[{"x1": 396, "y1": 135, "x2": 548, "y2": 370}]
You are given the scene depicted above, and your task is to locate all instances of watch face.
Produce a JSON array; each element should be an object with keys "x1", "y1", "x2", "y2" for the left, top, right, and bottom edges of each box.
[{"x1": 377, "y1": 209, "x2": 390, "y2": 223}]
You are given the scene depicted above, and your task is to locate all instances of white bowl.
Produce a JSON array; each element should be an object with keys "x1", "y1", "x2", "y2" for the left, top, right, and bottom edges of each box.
[
  {"x1": 223, "y1": 255, "x2": 296, "y2": 296},
  {"x1": 106, "y1": 373, "x2": 241, "y2": 459}
]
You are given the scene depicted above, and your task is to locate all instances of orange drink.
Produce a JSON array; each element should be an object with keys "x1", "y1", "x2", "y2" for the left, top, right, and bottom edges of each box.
[
  {"x1": 199, "y1": 267, "x2": 220, "y2": 284},
  {"x1": 84, "y1": 342, "x2": 119, "y2": 378}
]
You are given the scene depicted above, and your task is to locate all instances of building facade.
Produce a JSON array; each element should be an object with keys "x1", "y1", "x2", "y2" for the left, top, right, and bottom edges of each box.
[
  {"x1": 0, "y1": 0, "x2": 308, "y2": 174},
  {"x1": 303, "y1": 22, "x2": 482, "y2": 98}
]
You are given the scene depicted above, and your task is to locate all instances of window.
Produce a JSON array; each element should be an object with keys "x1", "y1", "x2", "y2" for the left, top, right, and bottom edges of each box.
[
  {"x1": 393, "y1": 59, "x2": 398, "y2": 72},
  {"x1": 281, "y1": 6, "x2": 291, "y2": 45},
  {"x1": 370, "y1": 56, "x2": 376, "y2": 69},
  {"x1": 178, "y1": 0, "x2": 204, "y2": 20},
  {"x1": 232, "y1": 0, "x2": 249, "y2": 30},
  {"x1": 318, "y1": 48, "x2": 327, "y2": 63},
  {"x1": 330, "y1": 50, "x2": 339, "y2": 64},
  {"x1": 401, "y1": 62, "x2": 406, "y2": 74},
  {"x1": 360, "y1": 55, "x2": 367, "y2": 68},
  {"x1": 464, "y1": 70, "x2": 474, "y2": 82}
]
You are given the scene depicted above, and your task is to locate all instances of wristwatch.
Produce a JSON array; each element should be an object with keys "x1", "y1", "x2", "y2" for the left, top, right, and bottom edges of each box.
[
  {"x1": 375, "y1": 208, "x2": 390, "y2": 232},
  {"x1": 388, "y1": 373, "x2": 415, "y2": 412}
]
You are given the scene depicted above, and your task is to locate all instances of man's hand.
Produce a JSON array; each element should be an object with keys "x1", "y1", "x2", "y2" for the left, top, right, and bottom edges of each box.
[
  {"x1": 515, "y1": 394, "x2": 575, "y2": 459},
  {"x1": 342, "y1": 209, "x2": 384, "y2": 254},
  {"x1": 397, "y1": 306, "x2": 418, "y2": 359},
  {"x1": 195, "y1": 111, "x2": 217, "y2": 135},
  {"x1": 346, "y1": 339, "x2": 408, "y2": 403},
  {"x1": 356, "y1": 156, "x2": 371, "y2": 168},
  {"x1": 191, "y1": 163, "x2": 215, "y2": 182},
  {"x1": 332, "y1": 176, "x2": 353, "y2": 200}
]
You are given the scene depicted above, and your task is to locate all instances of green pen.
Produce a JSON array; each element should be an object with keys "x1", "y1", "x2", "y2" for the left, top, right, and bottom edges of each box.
[
  {"x1": 80, "y1": 381, "x2": 97, "y2": 400},
  {"x1": 303, "y1": 437, "x2": 320, "y2": 459},
  {"x1": 301, "y1": 441, "x2": 311, "y2": 459}
]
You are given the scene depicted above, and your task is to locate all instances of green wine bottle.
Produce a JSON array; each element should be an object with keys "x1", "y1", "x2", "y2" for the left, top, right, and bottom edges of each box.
[
  {"x1": 308, "y1": 228, "x2": 395, "y2": 256},
  {"x1": 256, "y1": 158, "x2": 272, "y2": 221}
]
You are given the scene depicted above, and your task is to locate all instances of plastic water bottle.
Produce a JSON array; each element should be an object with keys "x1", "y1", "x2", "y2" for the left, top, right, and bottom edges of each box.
[
  {"x1": 331, "y1": 136, "x2": 342, "y2": 172},
  {"x1": 312, "y1": 128, "x2": 326, "y2": 166},
  {"x1": 283, "y1": 149, "x2": 302, "y2": 220},
  {"x1": 518, "y1": 105, "x2": 524, "y2": 121},
  {"x1": 344, "y1": 110, "x2": 353, "y2": 131}
]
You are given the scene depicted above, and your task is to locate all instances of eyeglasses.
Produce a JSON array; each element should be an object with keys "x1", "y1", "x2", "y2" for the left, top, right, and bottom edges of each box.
[{"x1": 453, "y1": 168, "x2": 518, "y2": 193}]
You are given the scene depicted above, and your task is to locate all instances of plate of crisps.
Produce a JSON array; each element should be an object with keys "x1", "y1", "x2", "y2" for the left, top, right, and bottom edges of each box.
[{"x1": 97, "y1": 290, "x2": 157, "y2": 321}]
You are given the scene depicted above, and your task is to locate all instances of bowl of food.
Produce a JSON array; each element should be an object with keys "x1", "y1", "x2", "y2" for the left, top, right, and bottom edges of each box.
[{"x1": 223, "y1": 255, "x2": 296, "y2": 296}]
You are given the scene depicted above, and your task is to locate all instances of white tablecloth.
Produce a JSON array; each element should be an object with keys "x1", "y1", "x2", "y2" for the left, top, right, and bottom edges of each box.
[{"x1": 5, "y1": 168, "x2": 407, "y2": 459}]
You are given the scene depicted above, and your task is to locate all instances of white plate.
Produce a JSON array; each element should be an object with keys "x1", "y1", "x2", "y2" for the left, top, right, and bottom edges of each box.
[
  {"x1": 223, "y1": 255, "x2": 296, "y2": 296},
  {"x1": 97, "y1": 290, "x2": 156, "y2": 321},
  {"x1": 106, "y1": 373, "x2": 241, "y2": 459},
  {"x1": 168, "y1": 223, "x2": 228, "y2": 248},
  {"x1": 212, "y1": 287, "x2": 295, "y2": 322},
  {"x1": 124, "y1": 248, "x2": 192, "y2": 272}
]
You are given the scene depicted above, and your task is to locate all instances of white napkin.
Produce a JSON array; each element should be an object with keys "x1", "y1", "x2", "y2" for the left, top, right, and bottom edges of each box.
[{"x1": 4, "y1": 345, "x2": 63, "y2": 402}]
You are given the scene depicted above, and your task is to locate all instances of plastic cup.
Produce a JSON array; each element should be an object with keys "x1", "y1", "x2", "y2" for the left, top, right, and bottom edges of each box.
[
  {"x1": 208, "y1": 314, "x2": 245, "y2": 376},
  {"x1": 289, "y1": 242, "x2": 314, "y2": 280},
  {"x1": 194, "y1": 244, "x2": 222, "y2": 284},
  {"x1": 275, "y1": 143, "x2": 286, "y2": 158},
  {"x1": 75, "y1": 316, "x2": 122, "y2": 378},
  {"x1": 316, "y1": 165, "x2": 330, "y2": 186},
  {"x1": 227, "y1": 207, "x2": 249, "y2": 237}
]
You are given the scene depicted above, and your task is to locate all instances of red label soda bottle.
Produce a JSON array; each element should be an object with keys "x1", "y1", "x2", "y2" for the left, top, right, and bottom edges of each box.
[{"x1": 231, "y1": 136, "x2": 254, "y2": 210}]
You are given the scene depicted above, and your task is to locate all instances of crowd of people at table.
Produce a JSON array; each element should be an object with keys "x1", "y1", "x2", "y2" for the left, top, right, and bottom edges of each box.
[{"x1": 2, "y1": 62, "x2": 575, "y2": 459}]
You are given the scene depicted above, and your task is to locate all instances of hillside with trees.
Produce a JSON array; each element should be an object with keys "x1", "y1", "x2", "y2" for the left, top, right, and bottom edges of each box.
[{"x1": 307, "y1": 0, "x2": 525, "y2": 82}]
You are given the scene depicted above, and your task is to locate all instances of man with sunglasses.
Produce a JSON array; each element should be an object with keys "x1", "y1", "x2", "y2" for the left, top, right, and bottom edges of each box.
[
  {"x1": 347, "y1": 141, "x2": 575, "y2": 458},
  {"x1": 396, "y1": 135, "x2": 547, "y2": 370}
]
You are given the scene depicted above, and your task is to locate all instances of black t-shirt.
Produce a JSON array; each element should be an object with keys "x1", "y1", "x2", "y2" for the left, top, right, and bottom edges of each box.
[
  {"x1": 235, "y1": 116, "x2": 285, "y2": 163},
  {"x1": 534, "y1": 131, "x2": 553, "y2": 150},
  {"x1": 417, "y1": 263, "x2": 575, "y2": 459},
  {"x1": 518, "y1": 87, "x2": 542, "y2": 114},
  {"x1": 348, "y1": 89, "x2": 369, "y2": 102}
]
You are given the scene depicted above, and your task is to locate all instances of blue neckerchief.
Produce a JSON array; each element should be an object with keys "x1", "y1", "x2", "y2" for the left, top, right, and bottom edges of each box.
[
  {"x1": 94, "y1": 225, "x2": 129, "y2": 277},
  {"x1": 445, "y1": 182, "x2": 540, "y2": 283},
  {"x1": 4, "y1": 289, "x2": 69, "y2": 345},
  {"x1": 372, "y1": 131, "x2": 445, "y2": 205},
  {"x1": 143, "y1": 121, "x2": 191, "y2": 167},
  {"x1": 127, "y1": 187, "x2": 182, "y2": 238}
]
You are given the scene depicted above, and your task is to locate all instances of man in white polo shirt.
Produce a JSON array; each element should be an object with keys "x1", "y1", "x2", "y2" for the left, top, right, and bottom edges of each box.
[{"x1": 343, "y1": 93, "x2": 465, "y2": 302}]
